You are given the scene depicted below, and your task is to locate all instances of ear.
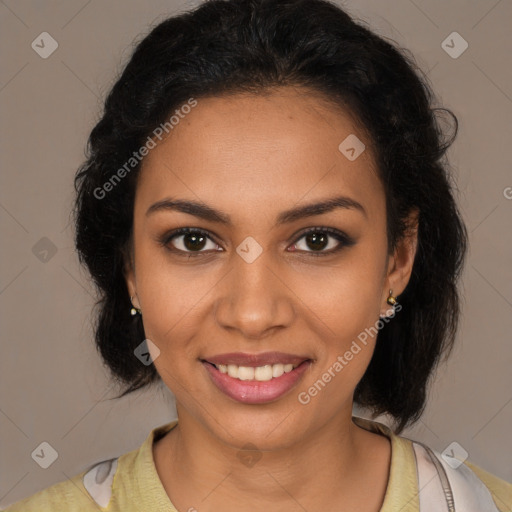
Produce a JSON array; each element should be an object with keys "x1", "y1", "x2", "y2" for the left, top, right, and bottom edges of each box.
[
  {"x1": 382, "y1": 208, "x2": 419, "y2": 309},
  {"x1": 123, "y1": 239, "x2": 140, "y2": 309}
]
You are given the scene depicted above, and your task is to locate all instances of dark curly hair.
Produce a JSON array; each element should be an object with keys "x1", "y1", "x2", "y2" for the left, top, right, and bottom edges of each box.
[{"x1": 73, "y1": 0, "x2": 467, "y2": 433}]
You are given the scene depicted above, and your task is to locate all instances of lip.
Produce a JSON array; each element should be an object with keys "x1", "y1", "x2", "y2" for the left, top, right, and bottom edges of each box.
[
  {"x1": 202, "y1": 359, "x2": 312, "y2": 404},
  {"x1": 202, "y1": 351, "x2": 310, "y2": 367}
]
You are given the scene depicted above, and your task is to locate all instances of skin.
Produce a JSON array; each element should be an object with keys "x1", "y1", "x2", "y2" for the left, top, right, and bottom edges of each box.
[{"x1": 125, "y1": 86, "x2": 418, "y2": 512}]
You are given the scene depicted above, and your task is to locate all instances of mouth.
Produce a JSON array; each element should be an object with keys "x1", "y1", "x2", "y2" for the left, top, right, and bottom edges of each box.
[{"x1": 200, "y1": 353, "x2": 312, "y2": 404}]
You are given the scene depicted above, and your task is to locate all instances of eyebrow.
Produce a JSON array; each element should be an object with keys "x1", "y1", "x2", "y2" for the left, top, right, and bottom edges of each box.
[{"x1": 145, "y1": 195, "x2": 367, "y2": 225}]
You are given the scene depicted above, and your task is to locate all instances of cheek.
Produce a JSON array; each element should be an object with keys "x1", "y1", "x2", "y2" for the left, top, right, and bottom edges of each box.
[
  {"x1": 295, "y1": 248, "x2": 386, "y2": 342},
  {"x1": 134, "y1": 235, "x2": 210, "y2": 325},
  {"x1": 293, "y1": 239, "x2": 387, "y2": 393},
  {"x1": 296, "y1": 275, "x2": 382, "y2": 412},
  {"x1": 132, "y1": 241, "x2": 200, "y2": 365}
]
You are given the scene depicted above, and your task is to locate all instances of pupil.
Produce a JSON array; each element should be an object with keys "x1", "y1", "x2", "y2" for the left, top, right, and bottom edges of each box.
[
  {"x1": 184, "y1": 233, "x2": 206, "y2": 251},
  {"x1": 307, "y1": 232, "x2": 327, "y2": 251}
]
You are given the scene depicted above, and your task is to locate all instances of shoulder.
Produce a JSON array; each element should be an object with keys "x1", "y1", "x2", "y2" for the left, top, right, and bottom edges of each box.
[
  {"x1": 2, "y1": 421, "x2": 177, "y2": 512},
  {"x1": 411, "y1": 441, "x2": 512, "y2": 512},
  {"x1": 352, "y1": 417, "x2": 511, "y2": 512},
  {"x1": 465, "y1": 460, "x2": 512, "y2": 512},
  {"x1": 1, "y1": 458, "x2": 119, "y2": 511}
]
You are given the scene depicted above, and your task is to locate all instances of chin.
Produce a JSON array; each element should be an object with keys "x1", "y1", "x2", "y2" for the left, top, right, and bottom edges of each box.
[{"x1": 196, "y1": 396, "x2": 310, "y2": 451}]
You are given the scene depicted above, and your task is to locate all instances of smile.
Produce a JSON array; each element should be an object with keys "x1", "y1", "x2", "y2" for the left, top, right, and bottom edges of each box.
[{"x1": 201, "y1": 356, "x2": 312, "y2": 404}]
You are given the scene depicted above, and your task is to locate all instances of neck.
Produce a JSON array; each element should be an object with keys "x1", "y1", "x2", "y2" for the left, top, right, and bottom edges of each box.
[{"x1": 153, "y1": 405, "x2": 391, "y2": 512}]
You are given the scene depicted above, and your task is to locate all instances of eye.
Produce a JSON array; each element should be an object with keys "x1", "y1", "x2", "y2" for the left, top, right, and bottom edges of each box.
[
  {"x1": 160, "y1": 227, "x2": 221, "y2": 255},
  {"x1": 159, "y1": 226, "x2": 355, "y2": 258},
  {"x1": 289, "y1": 227, "x2": 355, "y2": 256}
]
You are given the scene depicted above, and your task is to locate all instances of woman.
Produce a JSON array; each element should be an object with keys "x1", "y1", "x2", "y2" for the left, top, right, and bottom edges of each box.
[{"x1": 6, "y1": 0, "x2": 511, "y2": 510}]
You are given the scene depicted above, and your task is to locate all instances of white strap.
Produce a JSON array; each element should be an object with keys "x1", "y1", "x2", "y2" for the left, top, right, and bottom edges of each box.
[
  {"x1": 82, "y1": 457, "x2": 118, "y2": 508},
  {"x1": 413, "y1": 442, "x2": 500, "y2": 512},
  {"x1": 413, "y1": 442, "x2": 453, "y2": 511}
]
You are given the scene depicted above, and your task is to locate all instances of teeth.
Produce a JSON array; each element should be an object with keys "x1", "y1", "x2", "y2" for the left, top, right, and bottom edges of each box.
[{"x1": 215, "y1": 362, "x2": 300, "y2": 381}]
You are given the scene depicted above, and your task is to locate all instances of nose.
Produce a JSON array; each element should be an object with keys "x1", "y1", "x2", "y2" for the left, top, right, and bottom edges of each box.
[{"x1": 214, "y1": 250, "x2": 296, "y2": 339}]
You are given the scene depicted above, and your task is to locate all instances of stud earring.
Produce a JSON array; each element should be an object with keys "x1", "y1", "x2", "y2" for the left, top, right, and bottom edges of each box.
[
  {"x1": 379, "y1": 289, "x2": 399, "y2": 319},
  {"x1": 130, "y1": 296, "x2": 142, "y2": 316},
  {"x1": 386, "y1": 289, "x2": 397, "y2": 306}
]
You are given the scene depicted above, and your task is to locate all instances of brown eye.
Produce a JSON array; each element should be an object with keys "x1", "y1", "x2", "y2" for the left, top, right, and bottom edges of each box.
[
  {"x1": 303, "y1": 232, "x2": 330, "y2": 251},
  {"x1": 289, "y1": 227, "x2": 355, "y2": 256},
  {"x1": 161, "y1": 228, "x2": 221, "y2": 255}
]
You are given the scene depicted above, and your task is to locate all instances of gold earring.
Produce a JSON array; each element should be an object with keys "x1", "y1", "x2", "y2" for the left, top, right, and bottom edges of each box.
[
  {"x1": 130, "y1": 295, "x2": 142, "y2": 316},
  {"x1": 386, "y1": 289, "x2": 397, "y2": 306}
]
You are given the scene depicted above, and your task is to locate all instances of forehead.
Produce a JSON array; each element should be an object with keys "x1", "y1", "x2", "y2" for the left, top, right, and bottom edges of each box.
[{"x1": 135, "y1": 87, "x2": 384, "y2": 224}]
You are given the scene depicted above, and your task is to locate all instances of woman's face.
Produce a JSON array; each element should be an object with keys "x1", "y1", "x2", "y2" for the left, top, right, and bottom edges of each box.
[{"x1": 125, "y1": 86, "x2": 415, "y2": 450}]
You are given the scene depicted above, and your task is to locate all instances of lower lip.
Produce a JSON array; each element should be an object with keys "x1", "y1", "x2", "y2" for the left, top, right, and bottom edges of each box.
[{"x1": 202, "y1": 360, "x2": 312, "y2": 404}]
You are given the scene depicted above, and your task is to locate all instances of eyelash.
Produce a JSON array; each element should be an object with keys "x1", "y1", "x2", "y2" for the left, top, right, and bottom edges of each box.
[{"x1": 158, "y1": 226, "x2": 355, "y2": 258}]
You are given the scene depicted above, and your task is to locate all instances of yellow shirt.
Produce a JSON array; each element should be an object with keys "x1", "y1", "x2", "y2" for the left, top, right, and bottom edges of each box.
[{"x1": 3, "y1": 417, "x2": 511, "y2": 511}]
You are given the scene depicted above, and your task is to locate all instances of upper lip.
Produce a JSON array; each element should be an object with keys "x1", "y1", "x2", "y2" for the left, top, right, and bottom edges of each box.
[{"x1": 202, "y1": 351, "x2": 311, "y2": 367}]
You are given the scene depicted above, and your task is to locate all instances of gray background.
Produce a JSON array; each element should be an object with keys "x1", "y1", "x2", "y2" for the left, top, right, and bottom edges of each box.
[{"x1": 1, "y1": 0, "x2": 511, "y2": 507}]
